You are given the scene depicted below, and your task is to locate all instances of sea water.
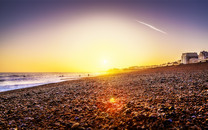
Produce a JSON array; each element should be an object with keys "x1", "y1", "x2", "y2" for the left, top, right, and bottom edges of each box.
[{"x1": 0, "y1": 72, "x2": 96, "y2": 92}]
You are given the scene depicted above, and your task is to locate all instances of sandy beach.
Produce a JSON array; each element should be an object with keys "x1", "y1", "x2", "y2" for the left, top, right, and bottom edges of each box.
[{"x1": 0, "y1": 63, "x2": 208, "y2": 129}]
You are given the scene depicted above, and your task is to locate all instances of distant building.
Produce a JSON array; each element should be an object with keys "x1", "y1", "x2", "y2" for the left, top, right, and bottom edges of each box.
[
  {"x1": 181, "y1": 53, "x2": 198, "y2": 64},
  {"x1": 199, "y1": 51, "x2": 208, "y2": 60}
]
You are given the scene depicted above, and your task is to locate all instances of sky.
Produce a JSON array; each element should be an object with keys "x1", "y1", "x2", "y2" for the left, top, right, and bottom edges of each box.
[{"x1": 0, "y1": 0, "x2": 208, "y2": 72}]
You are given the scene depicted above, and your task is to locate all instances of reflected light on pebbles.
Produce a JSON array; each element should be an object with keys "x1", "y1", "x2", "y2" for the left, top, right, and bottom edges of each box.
[
  {"x1": 106, "y1": 97, "x2": 124, "y2": 113},
  {"x1": 109, "y1": 97, "x2": 115, "y2": 103},
  {"x1": 96, "y1": 97, "x2": 125, "y2": 114}
]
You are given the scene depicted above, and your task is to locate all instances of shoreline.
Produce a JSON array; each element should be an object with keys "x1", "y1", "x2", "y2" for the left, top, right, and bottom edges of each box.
[
  {"x1": 0, "y1": 73, "x2": 97, "y2": 94},
  {"x1": 0, "y1": 77, "x2": 91, "y2": 96},
  {"x1": 1, "y1": 62, "x2": 207, "y2": 96},
  {"x1": 1, "y1": 62, "x2": 207, "y2": 95}
]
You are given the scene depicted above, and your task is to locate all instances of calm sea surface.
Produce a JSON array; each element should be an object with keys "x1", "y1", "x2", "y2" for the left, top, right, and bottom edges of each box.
[{"x1": 0, "y1": 72, "x2": 96, "y2": 92}]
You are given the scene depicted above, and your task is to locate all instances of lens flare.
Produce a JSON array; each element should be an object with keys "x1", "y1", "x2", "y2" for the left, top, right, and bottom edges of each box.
[{"x1": 110, "y1": 97, "x2": 115, "y2": 103}]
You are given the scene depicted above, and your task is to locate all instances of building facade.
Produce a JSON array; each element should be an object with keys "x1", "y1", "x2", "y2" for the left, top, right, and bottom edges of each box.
[
  {"x1": 181, "y1": 53, "x2": 198, "y2": 64},
  {"x1": 199, "y1": 51, "x2": 208, "y2": 60}
]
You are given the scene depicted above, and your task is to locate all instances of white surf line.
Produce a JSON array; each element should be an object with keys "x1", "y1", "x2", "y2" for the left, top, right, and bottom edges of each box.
[{"x1": 136, "y1": 20, "x2": 167, "y2": 34}]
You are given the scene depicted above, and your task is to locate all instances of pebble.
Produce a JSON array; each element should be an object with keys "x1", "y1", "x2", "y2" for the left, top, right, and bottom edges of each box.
[{"x1": 71, "y1": 123, "x2": 80, "y2": 129}]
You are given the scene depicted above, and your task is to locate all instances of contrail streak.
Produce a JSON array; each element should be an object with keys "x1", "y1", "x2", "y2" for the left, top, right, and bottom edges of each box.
[{"x1": 136, "y1": 20, "x2": 167, "y2": 34}]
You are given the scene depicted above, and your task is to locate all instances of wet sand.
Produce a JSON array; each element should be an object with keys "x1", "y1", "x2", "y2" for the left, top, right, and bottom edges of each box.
[{"x1": 0, "y1": 63, "x2": 208, "y2": 129}]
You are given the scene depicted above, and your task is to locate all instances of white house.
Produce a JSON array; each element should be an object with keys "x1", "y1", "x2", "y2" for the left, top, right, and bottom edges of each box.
[{"x1": 181, "y1": 53, "x2": 198, "y2": 64}]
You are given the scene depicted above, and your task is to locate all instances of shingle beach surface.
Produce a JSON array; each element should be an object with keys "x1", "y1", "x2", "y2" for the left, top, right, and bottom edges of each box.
[{"x1": 0, "y1": 63, "x2": 208, "y2": 129}]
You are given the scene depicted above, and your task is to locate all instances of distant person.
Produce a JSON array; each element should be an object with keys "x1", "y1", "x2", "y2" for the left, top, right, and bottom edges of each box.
[{"x1": 88, "y1": 74, "x2": 90, "y2": 77}]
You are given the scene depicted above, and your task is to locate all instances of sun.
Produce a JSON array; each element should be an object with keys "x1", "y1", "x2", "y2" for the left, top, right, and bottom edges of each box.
[
  {"x1": 103, "y1": 59, "x2": 108, "y2": 64},
  {"x1": 99, "y1": 59, "x2": 111, "y2": 71}
]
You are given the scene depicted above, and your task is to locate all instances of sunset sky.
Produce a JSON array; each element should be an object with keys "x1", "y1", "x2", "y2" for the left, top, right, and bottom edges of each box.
[{"x1": 0, "y1": 0, "x2": 208, "y2": 72}]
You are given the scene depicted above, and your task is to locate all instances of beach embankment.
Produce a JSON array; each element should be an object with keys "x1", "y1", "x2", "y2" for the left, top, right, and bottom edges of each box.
[{"x1": 0, "y1": 63, "x2": 208, "y2": 129}]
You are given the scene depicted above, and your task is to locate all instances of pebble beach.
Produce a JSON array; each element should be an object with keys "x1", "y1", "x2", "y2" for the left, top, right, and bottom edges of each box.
[{"x1": 0, "y1": 63, "x2": 208, "y2": 129}]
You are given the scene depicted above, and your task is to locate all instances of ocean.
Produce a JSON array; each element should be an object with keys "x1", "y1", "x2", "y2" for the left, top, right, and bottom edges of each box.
[{"x1": 0, "y1": 72, "x2": 96, "y2": 92}]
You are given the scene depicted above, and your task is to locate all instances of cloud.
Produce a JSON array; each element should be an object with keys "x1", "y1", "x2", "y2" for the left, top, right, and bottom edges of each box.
[{"x1": 136, "y1": 20, "x2": 167, "y2": 34}]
